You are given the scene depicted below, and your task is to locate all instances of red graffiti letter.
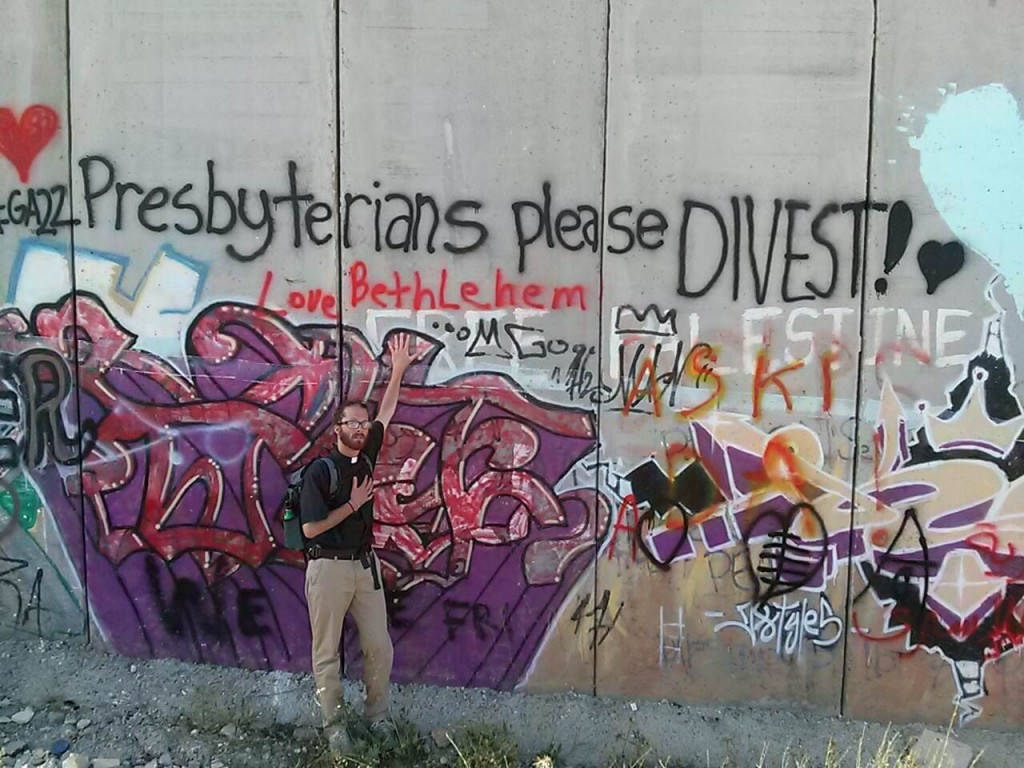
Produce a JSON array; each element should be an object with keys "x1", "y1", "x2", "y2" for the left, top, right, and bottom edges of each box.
[
  {"x1": 350, "y1": 260, "x2": 370, "y2": 307},
  {"x1": 752, "y1": 351, "x2": 804, "y2": 419}
]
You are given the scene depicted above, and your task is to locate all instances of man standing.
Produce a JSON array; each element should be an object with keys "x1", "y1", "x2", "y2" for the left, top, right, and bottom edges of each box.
[{"x1": 301, "y1": 332, "x2": 415, "y2": 746}]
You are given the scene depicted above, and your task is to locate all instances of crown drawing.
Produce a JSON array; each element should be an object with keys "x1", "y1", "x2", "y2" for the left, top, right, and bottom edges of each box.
[
  {"x1": 921, "y1": 318, "x2": 1024, "y2": 458},
  {"x1": 613, "y1": 304, "x2": 678, "y2": 338}
]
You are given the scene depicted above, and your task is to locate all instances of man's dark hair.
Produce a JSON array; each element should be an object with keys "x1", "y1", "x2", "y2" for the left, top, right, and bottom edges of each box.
[{"x1": 333, "y1": 399, "x2": 372, "y2": 425}]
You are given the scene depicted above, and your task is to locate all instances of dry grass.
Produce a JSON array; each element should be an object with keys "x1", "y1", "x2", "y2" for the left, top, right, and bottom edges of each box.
[
  {"x1": 305, "y1": 707, "x2": 520, "y2": 768},
  {"x1": 750, "y1": 715, "x2": 983, "y2": 768},
  {"x1": 302, "y1": 708, "x2": 982, "y2": 768},
  {"x1": 446, "y1": 723, "x2": 521, "y2": 768}
]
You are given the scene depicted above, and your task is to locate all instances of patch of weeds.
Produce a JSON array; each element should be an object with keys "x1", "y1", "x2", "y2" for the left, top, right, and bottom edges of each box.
[
  {"x1": 304, "y1": 743, "x2": 341, "y2": 768},
  {"x1": 602, "y1": 731, "x2": 672, "y2": 768},
  {"x1": 347, "y1": 715, "x2": 434, "y2": 767},
  {"x1": 306, "y1": 704, "x2": 437, "y2": 768},
  {"x1": 848, "y1": 724, "x2": 979, "y2": 768},
  {"x1": 753, "y1": 716, "x2": 984, "y2": 768},
  {"x1": 313, "y1": 716, "x2": 521, "y2": 768},
  {"x1": 445, "y1": 723, "x2": 521, "y2": 768},
  {"x1": 531, "y1": 744, "x2": 562, "y2": 768},
  {"x1": 181, "y1": 686, "x2": 255, "y2": 734}
]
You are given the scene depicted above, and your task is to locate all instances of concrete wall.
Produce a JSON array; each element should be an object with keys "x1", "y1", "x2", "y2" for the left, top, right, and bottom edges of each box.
[{"x1": 2, "y1": 0, "x2": 1023, "y2": 729}]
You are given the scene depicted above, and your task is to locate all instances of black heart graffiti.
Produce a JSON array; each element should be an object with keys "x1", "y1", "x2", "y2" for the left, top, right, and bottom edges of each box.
[{"x1": 917, "y1": 240, "x2": 966, "y2": 295}]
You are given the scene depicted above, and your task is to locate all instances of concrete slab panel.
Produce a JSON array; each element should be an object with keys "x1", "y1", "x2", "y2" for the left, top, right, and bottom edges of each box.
[
  {"x1": 0, "y1": 0, "x2": 88, "y2": 644},
  {"x1": 591, "y1": 0, "x2": 874, "y2": 713},
  {"x1": 846, "y1": 0, "x2": 1024, "y2": 730},
  {"x1": 339, "y1": 0, "x2": 608, "y2": 694},
  {"x1": 60, "y1": 0, "x2": 339, "y2": 672}
]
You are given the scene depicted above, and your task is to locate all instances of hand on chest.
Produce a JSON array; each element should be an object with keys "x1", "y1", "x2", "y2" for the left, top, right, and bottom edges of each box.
[{"x1": 337, "y1": 455, "x2": 372, "y2": 502}]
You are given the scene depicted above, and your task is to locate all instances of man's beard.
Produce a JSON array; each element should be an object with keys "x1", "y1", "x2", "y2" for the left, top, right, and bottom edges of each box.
[{"x1": 339, "y1": 431, "x2": 366, "y2": 451}]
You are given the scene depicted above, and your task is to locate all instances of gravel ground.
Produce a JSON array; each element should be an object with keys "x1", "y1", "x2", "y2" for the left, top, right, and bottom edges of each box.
[{"x1": 1, "y1": 634, "x2": 1023, "y2": 768}]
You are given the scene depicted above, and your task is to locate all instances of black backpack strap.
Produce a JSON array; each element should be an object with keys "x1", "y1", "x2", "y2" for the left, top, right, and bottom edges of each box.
[{"x1": 319, "y1": 456, "x2": 340, "y2": 498}]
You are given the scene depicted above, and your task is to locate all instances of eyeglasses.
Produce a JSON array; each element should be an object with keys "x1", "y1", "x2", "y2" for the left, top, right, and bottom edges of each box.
[{"x1": 338, "y1": 419, "x2": 372, "y2": 429}]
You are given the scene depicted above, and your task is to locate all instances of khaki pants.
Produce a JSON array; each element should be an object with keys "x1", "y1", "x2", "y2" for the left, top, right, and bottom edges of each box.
[{"x1": 305, "y1": 553, "x2": 393, "y2": 725}]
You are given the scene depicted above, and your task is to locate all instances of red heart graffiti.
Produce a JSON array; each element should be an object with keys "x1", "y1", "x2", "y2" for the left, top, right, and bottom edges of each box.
[{"x1": 0, "y1": 105, "x2": 59, "y2": 183}]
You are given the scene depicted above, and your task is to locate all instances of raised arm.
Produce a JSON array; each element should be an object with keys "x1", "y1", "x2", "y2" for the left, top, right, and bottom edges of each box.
[{"x1": 376, "y1": 332, "x2": 416, "y2": 431}]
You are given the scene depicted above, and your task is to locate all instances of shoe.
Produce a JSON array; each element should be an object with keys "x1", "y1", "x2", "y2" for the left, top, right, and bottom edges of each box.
[
  {"x1": 367, "y1": 717, "x2": 397, "y2": 743},
  {"x1": 325, "y1": 722, "x2": 354, "y2": 755}
]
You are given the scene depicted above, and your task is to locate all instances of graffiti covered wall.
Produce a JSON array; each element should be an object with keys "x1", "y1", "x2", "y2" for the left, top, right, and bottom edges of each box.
[{"x1": 3, "y1": 0, "x2": 1024, "y2": 729}]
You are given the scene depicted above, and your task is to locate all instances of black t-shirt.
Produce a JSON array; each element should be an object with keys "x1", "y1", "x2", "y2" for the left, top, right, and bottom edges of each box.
[{"x1": 299, "y1": 421, "x2": 384, "y2": 550}]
